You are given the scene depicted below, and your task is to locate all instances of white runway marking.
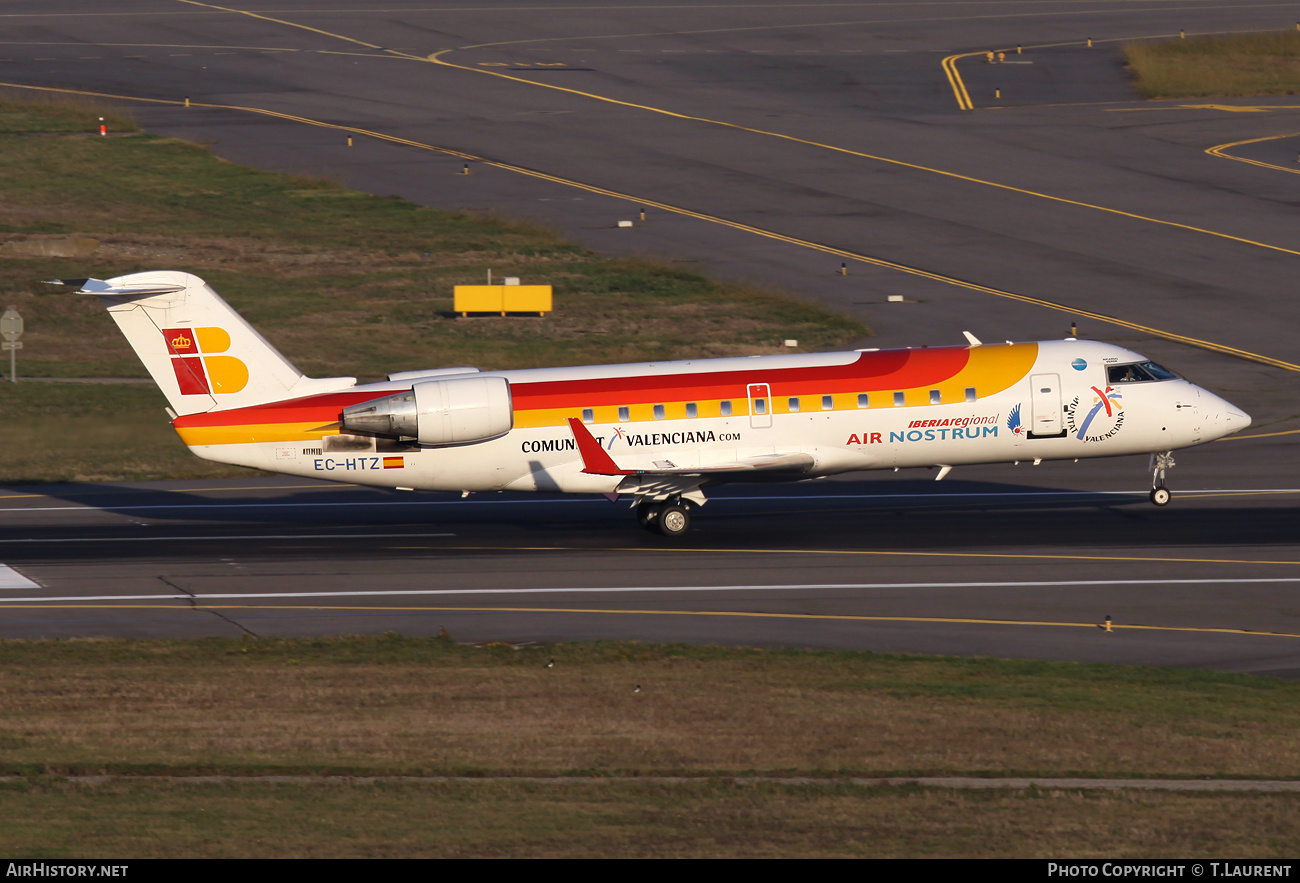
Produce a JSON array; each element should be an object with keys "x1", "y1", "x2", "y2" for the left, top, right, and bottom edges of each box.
[
  {"x1": 0, "y1": 488, "x2": 1296, "y2": 514},
  {"x1": 4, "y1": 578, "x2": 1300, "y2": 605},
  {"x1": 0, "y1": 565, "x2": 38, "y2": 589}
]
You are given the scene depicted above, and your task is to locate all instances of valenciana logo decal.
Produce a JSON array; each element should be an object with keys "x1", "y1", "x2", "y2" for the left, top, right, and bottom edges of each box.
[{"x1": 1065, "y1": 386, "x2": 1124, "y2": 442}]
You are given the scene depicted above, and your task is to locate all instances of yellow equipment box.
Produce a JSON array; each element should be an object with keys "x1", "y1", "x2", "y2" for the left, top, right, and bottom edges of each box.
[{"x1": 454, "y1": 285, "x2": 553, "y2": 316}]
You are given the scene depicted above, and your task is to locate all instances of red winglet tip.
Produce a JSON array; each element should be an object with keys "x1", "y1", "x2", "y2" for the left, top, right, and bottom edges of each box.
[{"x1": 566, "y1": 417, "x2": 631, "y2": 475}]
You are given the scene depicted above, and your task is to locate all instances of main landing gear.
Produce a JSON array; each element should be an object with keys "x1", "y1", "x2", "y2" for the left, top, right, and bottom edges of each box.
[
  {"x1": 1149, "y1": 451, "x2": 1175, "y2": 506},
  {"x1": 636, "y1": 498, "x2": 693, "y2": 537}
]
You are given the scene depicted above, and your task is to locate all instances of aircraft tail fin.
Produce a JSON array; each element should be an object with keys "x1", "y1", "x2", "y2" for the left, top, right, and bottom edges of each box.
[{"x1": 47, "y1": 271, "x2": 355, "y2": 416}]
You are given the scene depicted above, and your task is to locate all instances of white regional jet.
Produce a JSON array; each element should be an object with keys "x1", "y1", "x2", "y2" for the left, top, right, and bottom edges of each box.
[{"x1": 49, "y1": 271, "x2": 1251, "y2": 536}]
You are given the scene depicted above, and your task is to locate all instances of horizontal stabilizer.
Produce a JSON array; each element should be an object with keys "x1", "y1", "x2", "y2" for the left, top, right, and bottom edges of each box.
[{"x1": 45, "y1": 277, "x2": 186, "y2": 299}]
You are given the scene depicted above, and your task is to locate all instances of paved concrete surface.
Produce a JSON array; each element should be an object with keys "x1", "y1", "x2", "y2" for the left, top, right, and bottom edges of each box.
[
  {"x1": 3, "y1": 443, "x2": 1299, "y2": 676},
  {"x1": 2, "y1": 1, "x2": 1298, "y2": 667}
]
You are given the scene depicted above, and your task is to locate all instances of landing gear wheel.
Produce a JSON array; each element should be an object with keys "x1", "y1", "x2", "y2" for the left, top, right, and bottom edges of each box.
[
  {"x1": 636, "y1": 502, "x2": 661, "y2": 531},
  {"x1": 1149, "y1": 451, "x2": 1175, "y2": 507},
  {"x1": 657, "y1": 503, "x2": 690, "y2": 537}
]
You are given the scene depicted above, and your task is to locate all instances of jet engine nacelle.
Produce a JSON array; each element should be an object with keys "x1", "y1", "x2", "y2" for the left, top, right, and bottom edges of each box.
[{"x1": 340, "y1": 375, "x2": 513, "y2": 446}]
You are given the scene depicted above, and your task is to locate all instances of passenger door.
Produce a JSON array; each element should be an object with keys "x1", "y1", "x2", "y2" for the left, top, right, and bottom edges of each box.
[
  {"x1": 747, "y1": 383, "x2": 772, "y2": 429},
  {"x1": 1029, "y1": 373, "x2": 1064, "y2": 436}
]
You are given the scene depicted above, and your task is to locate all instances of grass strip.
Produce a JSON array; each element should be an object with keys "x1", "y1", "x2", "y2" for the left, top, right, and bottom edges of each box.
[
  {"x1": 3, "y1": 778, "x2": 1299, "y2": 858},
  {"x1": 3, "y1": 636, "x2": 1300, "y2": 780},
  {"x1": 1123, "y1": 29, "x2": 1300, "y2": 98},
  {"x1": 0, "y1": 93, "x2": 866, "y2": 483}
]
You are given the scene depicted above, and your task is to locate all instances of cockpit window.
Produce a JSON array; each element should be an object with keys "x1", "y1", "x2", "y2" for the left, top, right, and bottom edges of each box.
[
  {"x1": 1140, "y1": 361, "x2": 1178, "y2": 380},
  {"x1": 1107, "y1": 361, "x2": 1178, "y2": 383}
]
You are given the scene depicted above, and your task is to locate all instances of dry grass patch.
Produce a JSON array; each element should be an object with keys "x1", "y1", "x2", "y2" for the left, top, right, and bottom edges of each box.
[
  {"x1": 0, "y1": 384, "x2": 248, "y2": 483},
  {"x1": 3, "y1": 780, "x2": 1300, "y2": 858},
  {"x1": 0, "y1": 89, "x2": 137, "y2": 135},
  {"x1": 1124, "y1": 30, "x2": 1300, "y2": 98},
  {"x1": 2, "y1": 638, "x2": 1299, "y2": 779}
]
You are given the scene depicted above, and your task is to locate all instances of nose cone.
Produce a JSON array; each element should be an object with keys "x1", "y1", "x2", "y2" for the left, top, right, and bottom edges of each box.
[
  {"x1": 1223, "y1": 404, "x2": 1252, "y2": 433},
  {"x1": 1202, "y1": 390, "x2": 1252, "y2": 439}
]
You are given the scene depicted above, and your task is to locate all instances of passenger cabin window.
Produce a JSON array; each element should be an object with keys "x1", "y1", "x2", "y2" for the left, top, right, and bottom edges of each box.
[
  {"x1": 720, "y1": 401, "x2": 732, "y2": 416},
  {"x1": 821, "y1": 395, "x2": 833, "y2": 411},
  {"x1": 788, "y1": 397, "x2": 801, "y2": 413},
  {"x1": 929, "y1": 390, "x2": 941, "y2": 405},
  {"x1": 686, "y1": 402, "x2": 698, "y2": 418},
  {"x1": 857, "y1": 393, "x2": 870, "y2": 409},
  {"x1": 965, "y1": 387, "x2": 977, "y2": 403},
  {"x1": 618, "y1": 406, "x2": 630, "y2": 422},
  {"x1": 754, "y1": 398, "x2": 768, "y2": 415},
  {"x1": 1108, "y1": 361, "x2": 1178, "y2": 383},
  {"x1": 581, "y1": 408, "x2": 594, "y2": 424},
  {"x1": 653, "y1": 404, "x2": 665, "y2": 420},
  {"x1": 893, "y1": 392, "x2": 905, "y2": 407}
]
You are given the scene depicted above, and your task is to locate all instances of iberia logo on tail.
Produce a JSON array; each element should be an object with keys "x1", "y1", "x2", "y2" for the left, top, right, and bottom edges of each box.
[{"x1": 162, "y1": 326, "x2": 248, "y2": 395}]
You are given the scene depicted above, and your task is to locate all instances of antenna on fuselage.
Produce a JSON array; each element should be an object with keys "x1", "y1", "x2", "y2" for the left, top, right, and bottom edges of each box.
[{"x1": 962, "y1": 331, "x2": 982, "y2": 347}]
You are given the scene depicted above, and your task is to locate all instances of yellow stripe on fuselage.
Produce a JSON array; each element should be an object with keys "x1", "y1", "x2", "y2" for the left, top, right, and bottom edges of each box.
[{"x1": 175, "y1": 421, "x2": 334, "y2": 446}]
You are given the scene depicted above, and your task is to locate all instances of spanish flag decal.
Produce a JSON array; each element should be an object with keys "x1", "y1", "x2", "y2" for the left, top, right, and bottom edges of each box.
[{"x1": 383, "y1": 456, "x2": 405, "y2": 469}]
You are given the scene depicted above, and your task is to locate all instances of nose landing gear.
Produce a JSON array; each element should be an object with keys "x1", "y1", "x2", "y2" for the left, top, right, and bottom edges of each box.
[{"x1": 1149, "y1": 451, "x2": 1175, "y2": 506}]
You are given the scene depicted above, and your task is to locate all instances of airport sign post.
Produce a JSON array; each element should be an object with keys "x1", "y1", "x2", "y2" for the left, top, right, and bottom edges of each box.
[{"x1": 1, "y1": 306, "x2": 23, "y2": 383}]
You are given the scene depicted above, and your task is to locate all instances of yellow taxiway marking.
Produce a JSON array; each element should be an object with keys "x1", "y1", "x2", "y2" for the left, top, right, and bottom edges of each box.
[
  {"x1": 171, "y1": 2, "x2": 1300, "y2": 265},
  {"x1": 175, "y1": 0, "x2": 387, "y2": 51},
  {"x1": 0, "y1": 41, "x2": 310, "y2": 51},
  {"x1": 368, "y1": 545, "x2": 1300, "y2": 567},
  {"x1": 947, "y1": 24, "x2": 1300, "y2": 111},
  {"x1": 1181, "y1": 104, "x2": 1278, "y2": 113},
  {"x1": 941, "y1": 50, "x2": 982, "y2": 110},
  {"x1": 1216, "y1": 427, "x2": 1300, "y2": 441},
  {"x1": 428, "y1": 49, "x2": 1300, "y2": 262},
  {"x1": 4, "y1": 78, "x2": 1295, "y2": 374},
  {"x1": 1171, "y1": 489, "x2": 1300, "y2": 501},
  {"x1": 7, "y1": 602, "x2": 1300, "y2": 640},
  {"x1": 1207, "y1": 132, "x2": 1300, "y2": 176}
]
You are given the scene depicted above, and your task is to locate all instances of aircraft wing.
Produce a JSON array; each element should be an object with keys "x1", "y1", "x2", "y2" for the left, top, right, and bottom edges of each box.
[{"x1": 565, "y1": 417, "x2": 814, "y2": 477}]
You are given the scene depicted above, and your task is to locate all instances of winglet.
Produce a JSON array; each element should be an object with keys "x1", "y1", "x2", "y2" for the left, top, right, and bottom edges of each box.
[{"x1": 566, "y1": 417, "x2": 633, "y2": 475}]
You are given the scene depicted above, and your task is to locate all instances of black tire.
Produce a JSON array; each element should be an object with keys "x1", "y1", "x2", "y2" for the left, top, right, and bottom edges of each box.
[
  {"x1": 657, "y1": 503, "x2": 690, "y2": 537},
  {"x1": 1150, "y1": 487, "x2": 1171, "y2": 506}
]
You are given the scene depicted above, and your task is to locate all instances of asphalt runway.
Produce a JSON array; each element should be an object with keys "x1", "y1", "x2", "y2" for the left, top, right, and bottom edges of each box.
[
  {"x1": 2, "y1": 1, "x2": 1299, "y2": 669},
  {"x1": 3, "y1": 435, "x2": 1299, "y2": 675}
]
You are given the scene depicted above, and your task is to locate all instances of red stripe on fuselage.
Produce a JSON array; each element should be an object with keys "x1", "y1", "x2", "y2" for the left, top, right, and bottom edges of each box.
[
  {"x1": 511, "y1": 348, "x2": 966, "y2": 410},
  {"x1": 171, "y1": 347, "x2": 973, "y2": 429}
]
